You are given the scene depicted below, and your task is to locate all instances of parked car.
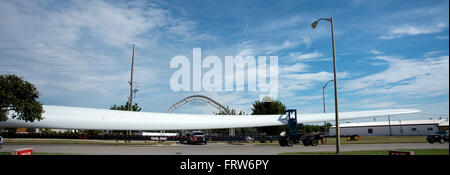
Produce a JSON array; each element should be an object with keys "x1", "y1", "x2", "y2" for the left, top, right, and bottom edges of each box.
[
  {"x1": 180, "y1": 131, "x2": 207, "y2": 145},
  {"x1": 427, "y1": 130, "x2": 449, "y2": 144}
]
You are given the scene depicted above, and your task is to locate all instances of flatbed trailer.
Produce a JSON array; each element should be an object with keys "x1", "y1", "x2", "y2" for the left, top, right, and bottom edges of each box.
[{"x1": 279, "y1": 109, "x2": 323, "y2": 147}]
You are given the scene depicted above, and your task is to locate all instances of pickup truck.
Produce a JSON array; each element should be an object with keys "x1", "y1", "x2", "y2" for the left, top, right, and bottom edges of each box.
[
  {"x1": 427, "y1": 130, "x2": 449, "y2": 144},
  {"x1": 180, "y1": 131, "x2": 208, "y2": 145}
]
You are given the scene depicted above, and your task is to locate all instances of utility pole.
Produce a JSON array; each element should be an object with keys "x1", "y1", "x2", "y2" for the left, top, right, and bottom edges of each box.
[
  {"x1": 129, "y1": 44, "x2": 135, "y2": 111},
  {"x1": 128, "y1": 44, "x2": 136, "y2": 140}
]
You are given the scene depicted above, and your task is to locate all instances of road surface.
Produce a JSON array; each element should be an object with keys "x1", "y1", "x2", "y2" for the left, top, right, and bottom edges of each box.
[{"x1": 1, "y1": 142, "x2": 448, "y2": 155}]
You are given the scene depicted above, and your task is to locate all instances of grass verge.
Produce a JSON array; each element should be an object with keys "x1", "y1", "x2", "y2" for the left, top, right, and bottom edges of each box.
[
  {"x1": 322, "y1": 136, "x2": 427, "y2": 145},
  {"x1": 0, "y1": 152, "x2": 80, "y2": 155},
  {"x1": 4, "y1": 138, "x2": 175, "y2": 146},
  {"x1": 279, "y1": 149, "x2": 449, "y2": 155}
]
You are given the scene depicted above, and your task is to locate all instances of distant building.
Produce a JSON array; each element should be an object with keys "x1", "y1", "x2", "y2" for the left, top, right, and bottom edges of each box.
[{"x1": 329, "y1": 119, "x2": 449, "y2": 136}]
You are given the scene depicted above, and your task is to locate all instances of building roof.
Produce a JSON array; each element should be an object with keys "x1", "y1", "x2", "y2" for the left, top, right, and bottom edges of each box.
[
  {"x1": 331, "y1": 119, "x2": 449, "y2": 128},
  {"x1": 439, "y1": 120, "x2": 449, "y2": 127}
]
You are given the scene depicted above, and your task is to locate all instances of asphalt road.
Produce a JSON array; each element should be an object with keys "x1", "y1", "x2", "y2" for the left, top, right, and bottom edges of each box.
[{"x1": 1, "y1": 142, "x2": 448, "y2": 155}]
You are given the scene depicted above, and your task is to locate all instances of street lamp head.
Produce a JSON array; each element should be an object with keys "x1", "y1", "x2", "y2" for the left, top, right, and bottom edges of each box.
[{"x1": 311, "y1": 21, "x2": 319, "y2": 29}]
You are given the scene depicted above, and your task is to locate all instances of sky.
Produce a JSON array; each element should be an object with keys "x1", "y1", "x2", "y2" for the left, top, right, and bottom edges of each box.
[{"x1": 0, "y1": 0, "x2": 448, "y2": 124}]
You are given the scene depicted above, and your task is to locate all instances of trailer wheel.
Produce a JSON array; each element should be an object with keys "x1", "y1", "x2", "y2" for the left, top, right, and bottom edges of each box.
[
  {"x1": 427, "y1": 137, "x2": 434, "y2": 144},
  {"x1": 287, "y1": 140, "x2": 294, "y2": 147},
  {"x1": 311, "y1": 139, "x2": 318, "y2": 146}
]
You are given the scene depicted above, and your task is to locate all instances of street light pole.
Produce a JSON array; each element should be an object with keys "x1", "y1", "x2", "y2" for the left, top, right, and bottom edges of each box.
[
  {"x1": 312, "y1": 17, "x2": 341, "y2": 154},
  {"x1": 322, "y1": 79, "x2": 334, "y2": 113},
  {"x1": 322, "y1": 79, "x2": 334, "y2": 143}
]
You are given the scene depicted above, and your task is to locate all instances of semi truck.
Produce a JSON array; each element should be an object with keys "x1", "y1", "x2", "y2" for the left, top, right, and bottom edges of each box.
[{"x1": 279, "y1": 109, "x2": 324, "y2": 147}]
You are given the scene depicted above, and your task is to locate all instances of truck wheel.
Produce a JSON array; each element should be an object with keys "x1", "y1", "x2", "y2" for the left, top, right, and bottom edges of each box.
[
  {"x1": 311, "y1": 139, "x2": 318, "y2": 146},
  {"x1": 279, "y1": 140, "x2": 286, "y2": 147},
  {"x1": 439, "y1": 138, "x2": 444, "y2": 144},
  {"x1": 279, "y1": 137, "x2": 287, "y2": 147},
  {"x1": 303, "y1": 140, "x2": 311, "y2": 146},
  {"x1": 287, "y1": 140, "x2": 294, "y2": 147}
]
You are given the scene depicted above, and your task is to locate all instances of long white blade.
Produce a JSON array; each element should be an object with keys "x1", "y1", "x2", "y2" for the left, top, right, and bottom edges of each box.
[{"x1": 0, "y1": 105, "x2": 421, "y2": 130}]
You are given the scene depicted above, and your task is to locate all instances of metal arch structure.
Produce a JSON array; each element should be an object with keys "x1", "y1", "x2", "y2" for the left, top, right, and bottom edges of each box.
[
  {"x1": 166, "y1": 95, "x2": 235, "y2": 136},
  {"x1": 166, "y1": 95, "x2": 230, "y2": 114}
]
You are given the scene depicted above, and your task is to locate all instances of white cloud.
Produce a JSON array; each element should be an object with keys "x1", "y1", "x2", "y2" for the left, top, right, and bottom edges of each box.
[
  {"x1": 279, "y1": 63, "x2": 309, "y2": 74},
  {"x1": 280, "y1": 71, "x2": 349, "y2": 91},
  {"x1": 343, "y1": 55, "x2": 449, "y2": 97},
  {"x1": 264, "y1": 40, "x2": 299, "y2": 54},
  {"x1": 235, "y1": 49, "x2": 253, "y2": 57},
  {"x1": 423, "y1": 50, "x2": 443, "y2": 57},
  {"x1": 289, "y1": 51, "x2": 325, "y2": 61},
  {"x1": 302, "y1": 37, "x2": 313, "y2": 48},
  {"x1": 380, "y1": 22, "x2": 448, "y2": 40},
  {"x1": 370, "y1": 49, "x2": 383, "y2": 55},
  {"x1": 0, "y1": 1, "x2": 170, "y2": 48},
  {"x1": 235, "y1": 40, "x2": 300, "y2": 56},
  {"x1": 362, "y1": 1, "x2": 449, "y2": 40},
  {"x1": 341, "y1": 97, "x2": 419, "y2": 110},
  {"x1": 0, "y1": 0, "x2": 210, "y2": 108},
  {"x1": 296, "y1": 95, "x2": 323, "y2": 101},
  {"x1": 435, "y1": 35, "x2": 449, "y2": 40},
  {"x1": 362, "y1": 101, "x2": 397, "y2": 108}
]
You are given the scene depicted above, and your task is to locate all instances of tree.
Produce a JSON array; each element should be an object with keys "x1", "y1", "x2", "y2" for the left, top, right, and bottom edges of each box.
[
  {"x1": 215, "y1": 106, "x2": 246, "y2": 115},
  {"x1": 0, "y1": 74, "x2": 44, "y2": 122},
  {"x1": 110, "y1": 101, "x2": 141, "y2": 111},
  {"x1": 103, "y1": 101, "x2": 142, "y2": 136},
  {"x1": 298, "y1": 123, "x2": 332, "y2": 133},
  {"x1": 213, "y1": 106, "x2": 251, "y2": 135},
  {"x1": 251, "y1": 100, "x2": 286, "y2": 135}
]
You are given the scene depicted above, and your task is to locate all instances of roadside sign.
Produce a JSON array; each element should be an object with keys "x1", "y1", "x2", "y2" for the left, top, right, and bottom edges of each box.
[
  {"x1": 389, "y1": 150, "x2": 414, "y2": 155},
  {"x1": 12, "y1": 148, "x2": 33, "y2": 155}
]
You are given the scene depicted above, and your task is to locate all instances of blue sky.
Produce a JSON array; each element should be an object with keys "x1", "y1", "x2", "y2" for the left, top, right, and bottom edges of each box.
[{"x1": 0, "y1": 0, "x2": 448, "y2": 124}]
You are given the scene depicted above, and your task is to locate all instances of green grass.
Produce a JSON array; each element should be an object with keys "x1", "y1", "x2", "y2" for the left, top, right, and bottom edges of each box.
[
  {"x1": 217, "y1": 136, "x2": 427, "y2": 145},
  {"x1": 279, "y1": 149, "x2": 449, "y2": 155},
  {"x1": 4, "y1": 138, "x2": 175, "y2": 146},
  {"x1": 323, "y1": 136, "x2": 427, "y2": 145},
  {"x1": 0, "y1": 152, "x2": 79, "y2": 155}
]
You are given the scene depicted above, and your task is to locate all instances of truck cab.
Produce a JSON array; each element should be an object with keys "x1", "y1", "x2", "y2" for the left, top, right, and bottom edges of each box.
[{"x1": 279, "y1": 109, "x2": 323, "y2": 147}]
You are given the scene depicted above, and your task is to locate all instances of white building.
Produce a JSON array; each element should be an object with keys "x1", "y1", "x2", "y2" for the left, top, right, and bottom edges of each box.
[{"x1": 329, "y1": 119, "x2": 449, "y2": 136}]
